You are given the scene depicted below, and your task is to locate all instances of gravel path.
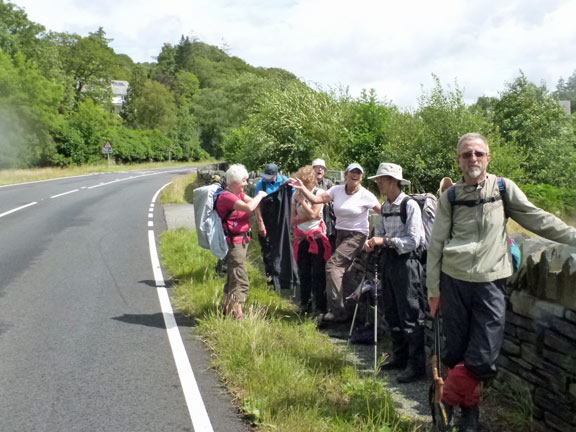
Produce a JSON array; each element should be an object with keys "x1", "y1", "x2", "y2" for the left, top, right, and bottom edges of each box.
[{"x1": 321, "y1": 323, "x2": 510, "y2": 432}]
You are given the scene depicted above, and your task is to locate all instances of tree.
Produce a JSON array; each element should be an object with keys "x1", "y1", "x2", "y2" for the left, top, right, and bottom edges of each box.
[
  {"x1": 0, "y1": 1, "x2": 45, "y2": 59},
  {"x1": 63, "y1": 28, "x2": 117, "y2": 105},
  {"x1": 223, "y1": 82, "x2": 350, "y2": 172},
  {"x1": 0, "y1": 50, "x2": 64, "y2": 167},
  {"x1": 123, "y1": 79, "x2": 177, "y2": 132},
  {"x1": 555, "y1": 70, "x2": 576, "y2": 113},
  {"x1": 493, "y1": 72, "x2": 576, "y2": 187}
]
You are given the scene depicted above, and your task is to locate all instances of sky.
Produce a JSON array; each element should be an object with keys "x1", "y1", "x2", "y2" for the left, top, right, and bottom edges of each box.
[{"x1": 12, "y1": 0, "x2": 576, "y2": 109}]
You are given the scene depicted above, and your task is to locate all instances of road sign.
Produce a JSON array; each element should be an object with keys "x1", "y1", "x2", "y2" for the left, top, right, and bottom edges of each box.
[{"x1": 102, "y1": 141, "x2": 113, "y2": 154}]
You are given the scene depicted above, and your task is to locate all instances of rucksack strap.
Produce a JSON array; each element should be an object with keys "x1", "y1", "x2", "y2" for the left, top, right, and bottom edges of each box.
[
  {"x1": 448, "y1": 178, "x2": 506, "y2": 210},
  {"x1": 381, "y1": 196, "x2": 412, "y2": 224},
  {"x1": 447, "y1": 177, "x2": 508, "y2": 234}
]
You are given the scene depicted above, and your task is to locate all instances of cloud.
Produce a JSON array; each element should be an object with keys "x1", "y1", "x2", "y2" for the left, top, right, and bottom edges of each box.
[{"x1": 14, "y1": 0, "x2": 576, "y2": 108}]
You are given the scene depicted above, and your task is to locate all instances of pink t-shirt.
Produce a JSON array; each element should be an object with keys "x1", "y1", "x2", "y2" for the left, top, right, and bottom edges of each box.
[
  {"x1": 215, "y1": 191, "x2": 251, "y2": 244},
  {"x1": 327, "y1": 185, "x2": 378, "y2": 235}
]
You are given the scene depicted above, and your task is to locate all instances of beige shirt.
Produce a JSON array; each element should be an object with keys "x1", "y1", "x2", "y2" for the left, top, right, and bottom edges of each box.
[{"x1": 426, "y1": 174, "x2": 576, "y2": 298}]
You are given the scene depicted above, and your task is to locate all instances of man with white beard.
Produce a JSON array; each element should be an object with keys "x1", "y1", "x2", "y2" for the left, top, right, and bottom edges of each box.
[{"x1": 426, "y1": 133, "x2": 576, "y2": 432}]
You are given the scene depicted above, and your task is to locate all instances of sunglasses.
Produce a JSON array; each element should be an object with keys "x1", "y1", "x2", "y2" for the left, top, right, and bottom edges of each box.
[{"x1": 459, "y1": 151, "x2": 488, "y2": 159}]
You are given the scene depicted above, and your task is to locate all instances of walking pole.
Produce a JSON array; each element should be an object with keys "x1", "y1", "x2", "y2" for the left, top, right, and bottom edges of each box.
[
  {"x1": 373, "y1": 268, "x2": 379, "y2": 371},
  {"x1": 430, "y1": 313, "x2": 450, "y2": 431},
  {"x1": 347, "y1": 275, "x2": 365, "y2": 345}
]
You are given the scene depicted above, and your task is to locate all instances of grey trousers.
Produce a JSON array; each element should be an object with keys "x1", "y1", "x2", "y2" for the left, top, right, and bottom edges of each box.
[{"x1": 325, "y1": 230, "x2": 366, "y2": 318}]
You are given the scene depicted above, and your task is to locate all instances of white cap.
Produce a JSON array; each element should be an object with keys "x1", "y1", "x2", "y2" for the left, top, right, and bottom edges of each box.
[{"x1": 312, "y1": 158, "x2": 326, "y2": 168}]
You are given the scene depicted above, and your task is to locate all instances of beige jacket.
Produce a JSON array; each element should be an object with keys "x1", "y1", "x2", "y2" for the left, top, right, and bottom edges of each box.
[{"x1": 427, "y1": 174, "x2": 576, "y2": 298}]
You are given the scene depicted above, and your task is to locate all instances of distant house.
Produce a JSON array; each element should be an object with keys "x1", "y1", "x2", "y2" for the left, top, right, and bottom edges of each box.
[{"x1": 111, "y1": 80, "x2": 129, "y2": 113}]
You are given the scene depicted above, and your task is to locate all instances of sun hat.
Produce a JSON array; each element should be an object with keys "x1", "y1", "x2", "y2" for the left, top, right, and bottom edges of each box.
[
  {"x1": 262, "y1": 163, "x2": 279, "y2": 180},
  {"x1": 345, "y1": 163, "x2": 364, "y2": 173},
  {"x1": 312, "y1": 158, "x2": 327, "y2": 168},
  {"x1": 368, "y1": 162, "x2": 411, "y2": 185}
]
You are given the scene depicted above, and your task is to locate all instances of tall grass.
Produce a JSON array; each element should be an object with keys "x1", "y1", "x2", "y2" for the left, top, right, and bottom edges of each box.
[
  {"x1": 160, "y1": 172, "x2": 197, "y2": 204},
  {"x1": 160, "y1": 229, "x2": 422, "y2": 432}
]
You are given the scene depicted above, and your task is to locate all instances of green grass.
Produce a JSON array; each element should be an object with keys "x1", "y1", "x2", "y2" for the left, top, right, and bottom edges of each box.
[
  {"x1": 159, "y1": 172, "x2": 198, "y2": 204},
  {"x1": 0, "y1": 160, "x2": 216, "y2": 187},
  {"x1": 160, "y1": 229, "x2": 422, "y2": 432}
]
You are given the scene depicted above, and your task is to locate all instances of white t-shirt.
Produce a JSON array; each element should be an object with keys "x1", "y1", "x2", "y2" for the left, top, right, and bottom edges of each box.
[{"x1": 327, "y1": 185, "x2": 379, "y2": 235}]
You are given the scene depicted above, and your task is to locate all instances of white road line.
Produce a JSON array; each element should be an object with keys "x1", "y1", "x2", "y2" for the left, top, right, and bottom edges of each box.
[
  {"x1": 148, "y1": 182, "x2": 214, "y2": 432},
  {"x1": 148, "y1": 221, "x2": 154, "y2": 227},
  {"x1": 50, "y1": 189, "x2": 79, "y2": 199},
  {"x1": 0, "y1": 202, "x2": 38, "y2": 219},
  {"x1": 148, "y1": 213, "x2": 153, "y2": 218}
]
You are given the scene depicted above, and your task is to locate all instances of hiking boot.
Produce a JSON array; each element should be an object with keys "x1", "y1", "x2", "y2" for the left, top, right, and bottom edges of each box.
[
  {"x1": 459, "y1": 405, "x2": 479, "y2": 432},
  {"x1": 396, "y1": 364, "x2": 426, "y2": 383}
]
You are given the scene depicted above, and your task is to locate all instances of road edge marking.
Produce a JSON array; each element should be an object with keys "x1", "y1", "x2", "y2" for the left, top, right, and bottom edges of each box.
[
  {"x1": 0, "y1": 202, "x2": 38, "y2": 219},
  {"x1": 148, "y1": 182, "x2": 214, "y2": 432}
]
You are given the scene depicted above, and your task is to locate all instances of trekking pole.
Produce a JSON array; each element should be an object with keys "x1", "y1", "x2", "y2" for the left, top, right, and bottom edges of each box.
[
  {"x1": 373, "y1": 267, "x2": 379, "y2": 371},
  {"x1": 429, "y1": 313, "x2": 450, "y2": 431},
  {"x1": 347, "y1": 275, "x2": 365, "y2": 346}
]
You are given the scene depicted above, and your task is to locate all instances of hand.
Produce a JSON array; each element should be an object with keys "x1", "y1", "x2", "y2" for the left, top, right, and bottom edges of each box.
[
  {"x1": 258, "y1": 221, "x2": 267, "y2": 237},
  {"x1": 256, "y1": 190, "x2": 268, "y2": 199},
  {"x1": 363, "y1": 240, "x2": 374, "y2": 252},
  {"x1": 367, "y1": 237, "x2": 383, "y2": 249},
  {"x1": 429, "y1": 297, "x2": 440, "y2": 317},
  {"x1": 288, "y1": 177, "x2": 304, "y2": 189}
]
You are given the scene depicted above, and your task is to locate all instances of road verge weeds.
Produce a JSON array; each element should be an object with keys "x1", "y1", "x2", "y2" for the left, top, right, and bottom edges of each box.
[{"x1": 160, "y1": 229, "x2": 422, "y2": 432}]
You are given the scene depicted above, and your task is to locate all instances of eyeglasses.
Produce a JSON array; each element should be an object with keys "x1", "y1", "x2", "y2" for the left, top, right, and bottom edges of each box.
[{"x1": 459, "y1": 151, "x2": 488, "y2": 159}]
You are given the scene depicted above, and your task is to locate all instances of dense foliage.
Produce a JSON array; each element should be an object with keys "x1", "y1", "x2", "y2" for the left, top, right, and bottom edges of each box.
[
  {"x1": 0, "y1": 2, "x2": 297, "y2": 168},
  {"x1": 1, "y1": 1, "x2": 576, "y2": 198}
]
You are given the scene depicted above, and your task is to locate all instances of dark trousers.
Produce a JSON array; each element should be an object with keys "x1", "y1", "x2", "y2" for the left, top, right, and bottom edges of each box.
[
  {"x1": 297, "y1": 238, "x2": 327, "y2": 313},
  {"x1": 380, "y1": 249, "x2": 426, "y2": 369},
  {"x1": 258, "y1": 233, "x2": 274, "y2": 278},
  {"x1": 440, "y1": 273, "x2": 506, "y2": 380}
]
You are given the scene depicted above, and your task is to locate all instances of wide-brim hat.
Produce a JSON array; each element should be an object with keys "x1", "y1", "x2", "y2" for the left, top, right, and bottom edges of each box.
[{"x1": 368, "y1": 162, "x2": 411, "y2": 185}]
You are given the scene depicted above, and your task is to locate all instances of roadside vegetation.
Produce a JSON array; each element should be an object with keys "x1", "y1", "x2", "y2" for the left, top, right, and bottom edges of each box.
[{"x1": 160, "y1": 228, "x2": 422, "y2": 432}]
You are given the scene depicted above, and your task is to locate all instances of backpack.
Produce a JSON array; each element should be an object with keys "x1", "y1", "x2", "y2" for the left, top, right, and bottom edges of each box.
[
  {"x1": 381, "y1": 193, "x2": 437, "y2": 247},
  {"x1": 193, "y1": 183, "x2": 228, "y2": 260}
]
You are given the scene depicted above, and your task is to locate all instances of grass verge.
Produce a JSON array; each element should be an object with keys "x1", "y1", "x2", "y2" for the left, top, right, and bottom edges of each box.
[
  {"x1": 0, "y1": 160, "x2": 217, "y2": 187},
  {"x1": 160, "y1": 229, "x2": 422, "y2": 432}
]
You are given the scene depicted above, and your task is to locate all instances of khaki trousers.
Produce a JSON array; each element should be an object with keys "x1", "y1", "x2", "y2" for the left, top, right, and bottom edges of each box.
[
  {"x1": 325, "y1": 230, "x2": 366, "y2": 318},
  {"x1": 224, "y1": 242, "x2": 250, "y2": 306}
]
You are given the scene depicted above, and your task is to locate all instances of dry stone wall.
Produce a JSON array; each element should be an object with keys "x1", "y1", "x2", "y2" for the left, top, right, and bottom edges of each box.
[{"x1": 498, "y1": 237, "x2": 576, "y2": 432}]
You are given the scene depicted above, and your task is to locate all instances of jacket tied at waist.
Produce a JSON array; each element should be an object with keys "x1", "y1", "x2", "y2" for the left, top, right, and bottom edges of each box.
[{"x1": 292, "y1": 221, "x2": 332, "y2": 262}]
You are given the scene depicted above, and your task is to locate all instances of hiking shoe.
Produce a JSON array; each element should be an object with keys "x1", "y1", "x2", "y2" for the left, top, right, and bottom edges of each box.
[{"x1": 396, "y1": 365, "x2": 426, "y2": 383}]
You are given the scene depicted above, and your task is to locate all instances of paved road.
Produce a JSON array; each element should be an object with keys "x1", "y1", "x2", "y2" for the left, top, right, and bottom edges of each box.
[{"x1": 0, "y1": 168, "x2": 246, "y2": 432}]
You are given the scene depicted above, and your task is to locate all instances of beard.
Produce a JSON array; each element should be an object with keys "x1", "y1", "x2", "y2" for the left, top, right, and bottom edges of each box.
[{"x1": 467, "y1": 166, "x2": 483, "y2": 179}]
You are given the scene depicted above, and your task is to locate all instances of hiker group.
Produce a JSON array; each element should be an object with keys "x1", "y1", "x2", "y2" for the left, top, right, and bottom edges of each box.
[{"x1": 196, "y1": 132, "x2": 576, "y2": 432}]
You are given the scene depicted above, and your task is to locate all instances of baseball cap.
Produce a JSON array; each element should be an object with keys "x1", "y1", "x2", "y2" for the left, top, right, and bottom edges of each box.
[
  {"x1": 345, "y1": 163, "x2": 364, "y2": 173},
  {"x1": 262, "y1": 163, "x2": 279, "y2": 180}
]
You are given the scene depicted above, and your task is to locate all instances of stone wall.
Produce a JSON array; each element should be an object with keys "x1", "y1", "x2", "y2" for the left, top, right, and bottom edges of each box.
[{"x1": 498, "y1": 237, "x2": 576, "y2": 432}]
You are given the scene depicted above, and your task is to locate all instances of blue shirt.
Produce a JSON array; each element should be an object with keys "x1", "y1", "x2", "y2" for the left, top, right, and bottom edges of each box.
[{"x1": 255, "y1": 175, "x2": 288, "y2": 194}]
